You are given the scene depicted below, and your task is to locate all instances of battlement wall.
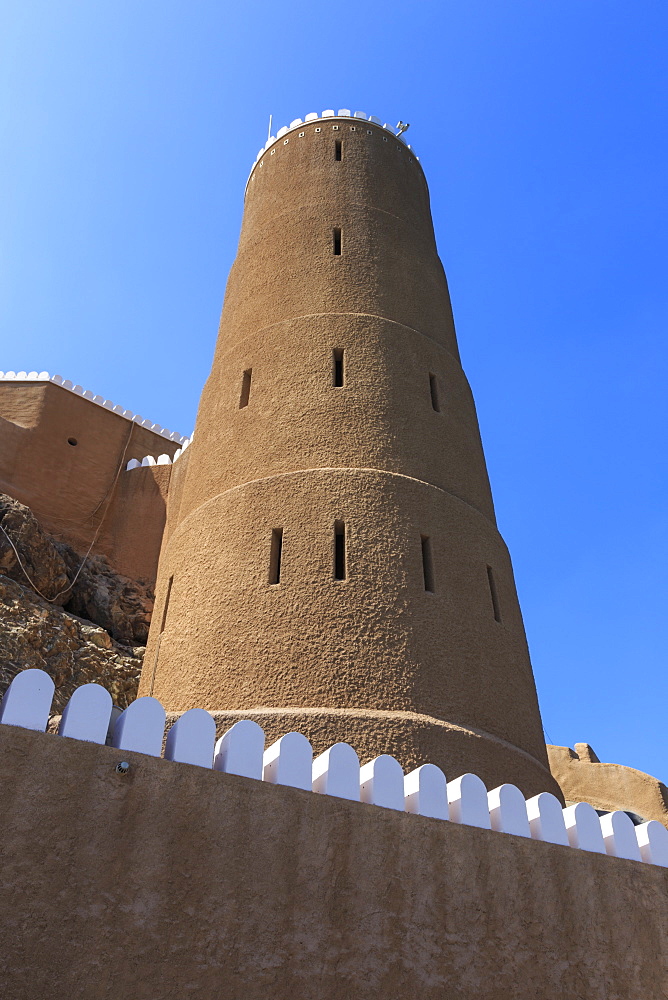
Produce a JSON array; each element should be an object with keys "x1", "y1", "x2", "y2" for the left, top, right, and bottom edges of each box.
[
  {"x1": 0, "y1": 671, "x2": 666, "y2": 999},
  {"x1": 0, "y1": 375, "x2": 189, "y2": 582}
]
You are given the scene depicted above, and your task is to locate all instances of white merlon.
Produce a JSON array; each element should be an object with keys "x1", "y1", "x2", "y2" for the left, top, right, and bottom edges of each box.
[
  {"x1": 248, "y1": 110, "x2": 420, "y2": 184},
  {"x1": 128, "y1": 443, "x2": 192, "y2": 470},
  {"x1": 0, "y1": 667, "x2": 666, "y2": 869},
  {"x1": 0, "y1": 371, "x2": 189, "y2": 444}
]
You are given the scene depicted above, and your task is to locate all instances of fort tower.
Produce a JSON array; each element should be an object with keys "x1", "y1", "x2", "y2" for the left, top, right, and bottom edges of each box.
[{"x1": 140, "y1": 112, "x2": 558, "y2": 797}]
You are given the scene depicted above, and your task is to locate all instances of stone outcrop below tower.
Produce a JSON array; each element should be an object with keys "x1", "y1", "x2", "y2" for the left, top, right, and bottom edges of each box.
[{"x1": 140, "y1": 112, "x2": 559, "y2": 798}]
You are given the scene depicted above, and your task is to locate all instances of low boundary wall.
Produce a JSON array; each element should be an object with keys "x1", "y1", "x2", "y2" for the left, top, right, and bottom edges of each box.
[{"x1": 0, "y1": 720, "x2": 666, "y2": 1000}]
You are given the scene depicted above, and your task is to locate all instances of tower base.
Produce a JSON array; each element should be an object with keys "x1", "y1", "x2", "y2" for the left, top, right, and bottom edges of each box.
[{"x1": 165, "y1": 706, "x2": 562, "y2": 800}]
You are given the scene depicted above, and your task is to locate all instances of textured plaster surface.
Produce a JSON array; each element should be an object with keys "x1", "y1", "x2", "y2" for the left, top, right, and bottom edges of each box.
[
  {"x1": 143, "y1": 120, "x2": 554, "y2": 795},
  {"x1": 0, "y1": 726, "x2": 666, "y2": 1000},
  {"x1": 0, "y1": 381, "x2": 175, "y2": 581},
  {"x1": 549, "y1": 743, "x2": 668, "y2": 828}
]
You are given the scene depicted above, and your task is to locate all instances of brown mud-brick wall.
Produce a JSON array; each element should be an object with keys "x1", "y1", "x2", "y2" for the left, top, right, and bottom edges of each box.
[{"x1": 0, "y1": 379, "x2": 186, "y2": 583}]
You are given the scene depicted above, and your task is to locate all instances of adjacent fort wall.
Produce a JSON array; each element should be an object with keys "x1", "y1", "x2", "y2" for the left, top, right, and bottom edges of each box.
[
  {"x1": 0, "y1": 724, "x2": 665, "y2": 1000},
  {"x1": 0, "y1": 379, "x2": 183, "y2": 583}
]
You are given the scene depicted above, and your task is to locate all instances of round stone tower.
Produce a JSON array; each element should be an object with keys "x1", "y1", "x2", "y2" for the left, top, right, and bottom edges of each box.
[{"x1": 140, "y1": 110, "x2": 559, "y2": 798}]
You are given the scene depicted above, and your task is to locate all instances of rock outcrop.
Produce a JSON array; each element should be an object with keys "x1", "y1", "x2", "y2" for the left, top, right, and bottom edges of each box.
[{"x1": 0, "y1": 493, "x2": 150, "y2": 710}]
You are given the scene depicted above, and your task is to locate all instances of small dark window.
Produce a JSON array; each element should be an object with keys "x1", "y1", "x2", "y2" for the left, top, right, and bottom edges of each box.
[
  {"x1": 335, "y1": 139, "x2": 342, "y2": 161},
  {"x1": 239, "y1": 368, "x2": 252, "y2": 408},
  {"x1": 333, "y1": 348, "x2": 345, "y2": 387},
  {"x1": 333, "y1": 227, "x2": 342, "y2": 255},
  {"x1": 487, "y1": 565, "x2": 501, "y2": 622},
  {"x1": 67, "y1": 437, "x2": 78, "y2": 446},
  {"x1": 160, "y1": 576, "x2": 173, "y2": 633},
  {"x1": 421, "y1": 536, "x2": 434, "y2": 592},
  {"x1": 334, "y1": 521, "x2": 346, "y2": 580},
  {"x1": 269, "y1": 528, "x2": 283, "y2": 585},
  {"x1": 429, "y1": 374, "x2": 440, "y2": 412}
]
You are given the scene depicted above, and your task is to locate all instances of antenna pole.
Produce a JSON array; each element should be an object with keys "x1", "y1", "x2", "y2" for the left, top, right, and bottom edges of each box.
[{"x1": 267, "y1": 114, "x2": 273, "y2": 141}]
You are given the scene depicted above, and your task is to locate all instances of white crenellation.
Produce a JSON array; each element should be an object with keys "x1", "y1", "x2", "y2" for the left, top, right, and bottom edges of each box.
[
  {"x1": 526, "y1": 791, "x2": 569, "y2": 846},
  {"x1": 312, "y1": 742, "x2": 360, "y2": 801},
  {"x1": 360, "y1": 753, "x2": 405, "y2": 810},
  {"x1": 263, "y1": 731, "x2": 313, "y2": 791},
  {"x1": 213, "y1": 718, "x2": 265, "y2": 779},
  {"x1": 404, "y1": 762, "x2": 448, "y2": 819},
  {"x1": 447, "y1": 773, "x2": 491, "y2": 829},
  {"x1": 0, "y1": 669, "x2": 55, "y2": 732},
  {"x1": 563, "y1": 802, "x2": 606, "y2": 854},
  {"x1": 636, "y1": 821, "x2": 668, "y2": 866},
  {"x1": 0, "y1": 667, "x2": 666, "y2": 868},
  {"x1": 164, "y1": 708, "x2": 216, "y2": 768},
  {"x1": 0, "y1": 371, "x2": 189, "y2": 444},
  {"x1": 249, "y1": 111, "x2": 420, "y2": 180},
  {"x1": 126, "y1": 437, "x2": 191, "y2": 470},
  {"x1": 111, "y1": 696, "x2": 166, "y2": 757},
  {"x1": 600, "y1": 810, "x2": 642, "y2": 861},
  {"x1": 487, "y1": 783, "x2": 531, "y2": 838},
  {"x1": 58, "y1": 683, "x2": 112, "y2": 744}
]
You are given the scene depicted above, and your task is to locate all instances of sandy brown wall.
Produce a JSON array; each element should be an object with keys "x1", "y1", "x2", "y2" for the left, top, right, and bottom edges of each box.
[
  {"x1": 0, "y1": 725, "x2": 666, "y2": 1000},
  {"x1": 549, "y1": 743, "x2": 668, "y2": 827},
  {"x1": 0, "y1": 381, "x2": 179, "y2": 582}
]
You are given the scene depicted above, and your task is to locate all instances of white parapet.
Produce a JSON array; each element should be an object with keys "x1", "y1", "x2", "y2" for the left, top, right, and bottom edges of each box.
[
  {"x1": 447, "y1": 773, "x2": 491, "y2": 829},
  {"x1": 263, "y1": 731, "x2": 313, "y2": 791},
  {"x1": 213, "y1": 719, "x2": 265, "y2": 780},
  {"x1": 404, "y1": 763, "x2": 448, "y2": 819},
  {"x1": 111, "y1": 697, "x2": 166, "y2": 757},
  {"x1": 526, "y1": 792, "x2": 569, "y2": 846},
  {"x1": 563, "y1": 802, "x2": 606, "y2": 854},
  {"x1": 488, "y1": 783, "x2": 531, "y2": 838},
  {"x1": 600, "y1": 811, "x2": 642, "y2": 861},
  {"x1": 164, "y1": 708, "x2": 216, "y2": 768},
  {"x1": 0, "y1": 669, "x2": 54, "y2": 732},
  {"x1": 0, "y1": 669, "x2": 666, "y2": 870},
  {"x1": 58, "y1": 684, "x2": 112, "y2": 744},
  {"x1": 312, "y1": 742, "x2": 360, "y2": 801},
  {"x1": 359, "y1": 754, "x2": 405, "y2": 811},
  {"x1": 636, "y1": 820, "x2": 668, "y2": 867}
]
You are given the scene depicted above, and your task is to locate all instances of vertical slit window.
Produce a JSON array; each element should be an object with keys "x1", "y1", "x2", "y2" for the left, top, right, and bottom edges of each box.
[
  {"x1": 335, "y1": 139, "x2": 342, "y2": 160},
  {"x1": 160, "y1": 576, "x2": 173, "y2": 632},
  {"x1": 333, "y1": 348, "x2": 345, "y2": 387},
  {"x1": 239, "y1": 368, "x2": 252, "y2": 408},
  {"x1": 334, "y1": 520, "x2": 346, "y2": 580},
  {"x1": 487, "y1": 565, "x2": 501, "y2": 622},
  {"x1": 333, "y1": 227, "x2": 342, "y2": 255},
  {"x1": 429, "y1": 373, "x2": 440, "y2": 412},
  {"x1": 269, "y1": 528, "x2": 283, "y2": 585},
  {"x1": 421, "y1": 536, "x2": 434, "y2": 592}
]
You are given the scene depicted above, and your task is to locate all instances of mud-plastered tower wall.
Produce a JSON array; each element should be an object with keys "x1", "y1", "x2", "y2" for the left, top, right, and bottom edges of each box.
[{"x1": 141, "y1": 115, "x2": 558, "y2": 797}]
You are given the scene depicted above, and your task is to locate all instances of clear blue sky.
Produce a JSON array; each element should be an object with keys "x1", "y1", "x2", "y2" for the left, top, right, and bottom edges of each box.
[{"x1": 2, "y1": 2, "x2": 666, "y2": 782}]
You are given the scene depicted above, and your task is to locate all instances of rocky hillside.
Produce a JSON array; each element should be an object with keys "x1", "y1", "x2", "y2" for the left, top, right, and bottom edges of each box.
[{"x1": 0, "y1": 494, "x2": 150, "y2": 712}]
